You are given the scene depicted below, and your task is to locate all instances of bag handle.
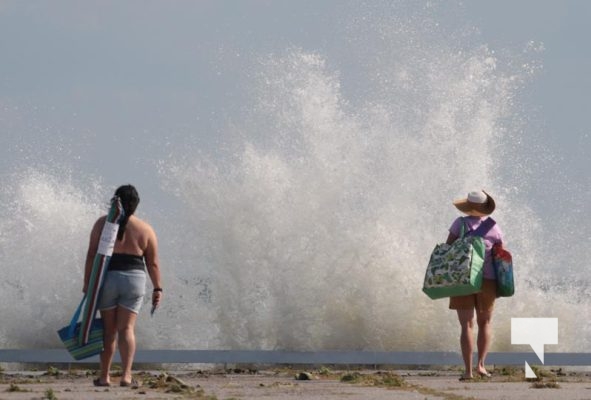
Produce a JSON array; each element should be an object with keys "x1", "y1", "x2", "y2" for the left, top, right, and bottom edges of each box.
[
  {"x1": 67, "y1": 296, "x2": 87, "y2": 337},
  {"x1": 460, "y1": 217, "x2": 495, "y2": 239}
]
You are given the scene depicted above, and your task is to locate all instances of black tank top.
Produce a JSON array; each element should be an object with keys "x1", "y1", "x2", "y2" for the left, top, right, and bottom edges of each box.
[{"x1": 108, "y1": 253, "x2": 145, "y2": 271}]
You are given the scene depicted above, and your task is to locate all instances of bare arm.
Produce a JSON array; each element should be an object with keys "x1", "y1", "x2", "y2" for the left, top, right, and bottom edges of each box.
[
  {"x1": 83, "y1": 217, "x2": 105, "y2": 293},
  {"x1": 446, "y1": 232, "x2": 458, "y2": 245},
  {"x1": 144, "y1": 226, "x2": 163, "y2": 307}
]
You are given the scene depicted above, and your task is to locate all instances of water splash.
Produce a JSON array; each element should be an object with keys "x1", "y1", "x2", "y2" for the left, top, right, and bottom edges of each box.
[
  {"x1": 0, "y1": 169, "x2": 102, "y2": 347},
  {"x1": 160, "y1": 36, "x2": 584, "y2": 351},
  {"x1": 0, "y1": 3, "x2": 588, "y2": 353}
]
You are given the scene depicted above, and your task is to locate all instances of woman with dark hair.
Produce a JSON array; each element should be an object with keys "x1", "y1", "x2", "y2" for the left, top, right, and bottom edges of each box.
[{"x1": 83, "y1": 185, "x2": 162, "y2": 387}]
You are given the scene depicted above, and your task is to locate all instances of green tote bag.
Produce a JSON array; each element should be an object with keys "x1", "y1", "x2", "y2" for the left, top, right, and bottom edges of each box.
[{"x1": 422, "y1": 220, "x2": 487, "y2": 299}]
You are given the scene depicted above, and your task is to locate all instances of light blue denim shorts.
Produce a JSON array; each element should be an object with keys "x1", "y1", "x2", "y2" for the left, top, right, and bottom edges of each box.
[{"x1": 98, "y1": 270, "x2": 146, "y2": 314}]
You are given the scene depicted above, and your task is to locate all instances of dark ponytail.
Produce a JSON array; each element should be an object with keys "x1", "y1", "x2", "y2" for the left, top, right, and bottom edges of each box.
[{"x1": 114, "y1": 185, "x2": 140, "y2": 240}]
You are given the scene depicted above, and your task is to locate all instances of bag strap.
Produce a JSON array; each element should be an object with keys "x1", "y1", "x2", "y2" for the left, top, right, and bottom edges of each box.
[
  {"x1": 67, "y1": 296, "x2": 87, "y2": 337},
  {"x1": 471, "y1": 217, "x2": 496, "y2": 237}
]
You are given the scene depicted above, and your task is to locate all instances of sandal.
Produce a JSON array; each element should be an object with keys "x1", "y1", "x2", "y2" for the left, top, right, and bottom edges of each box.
[
  {"x1": 459, "y1": 376, "x2": 473, "y2": 382},
  {"x1": 120, "y1": 378, "x2": 139, "y2": 388},
  {"x1": 93, "y1": 378, "x2": 110, "y2": 387}
]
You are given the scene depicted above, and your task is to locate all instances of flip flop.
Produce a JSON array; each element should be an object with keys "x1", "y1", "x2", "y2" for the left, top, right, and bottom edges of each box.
[
  {"x1": 120, "y1": 378, "x2": 139, "y2": 388},
  {"x1": 478, "y1": 371, "x2": 492, "y2": 378},
  {"x1": 93, "y1": 378, "x2": 110, "y2": 387},
  {"x1": 459, "y1": 376, "x2": 473, "y2": 381}
]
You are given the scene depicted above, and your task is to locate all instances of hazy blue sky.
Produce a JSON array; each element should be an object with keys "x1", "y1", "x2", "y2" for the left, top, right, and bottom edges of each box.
[
  {"x1": 464, "y1": 1, "x2": 590, "y2": 150},
  {"x1": 1, "y1": 1, "x2": 589, "y2": 214}
]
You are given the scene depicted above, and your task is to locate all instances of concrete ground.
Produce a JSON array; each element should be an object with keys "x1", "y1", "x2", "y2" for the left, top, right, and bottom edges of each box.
[{"x1": 1, "y1": 366, "x2": 590, "y2": 400}]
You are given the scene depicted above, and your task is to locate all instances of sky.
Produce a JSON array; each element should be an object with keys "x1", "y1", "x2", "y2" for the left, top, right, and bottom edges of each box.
[
  {"x1": 462, "y1": 1, "x2": 590, "y2": 159},
  {"x1": 0, "y1": 0, "x2": 589, "y2": 215}
]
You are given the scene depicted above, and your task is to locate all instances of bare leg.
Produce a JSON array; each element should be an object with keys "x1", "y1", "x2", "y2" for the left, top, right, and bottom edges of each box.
[
  {"x1": 116, "y1": 307, "x2": 138, "y2": 384},
  {"x1": 457, "y1": 309, "x2": 475, "y2": 379},
  {"x1": 476, "y1": 309, "x2": 493, "y2": 376},
  {"x1": 98, "y1": 309, "x2": 117, "y2": 385}
]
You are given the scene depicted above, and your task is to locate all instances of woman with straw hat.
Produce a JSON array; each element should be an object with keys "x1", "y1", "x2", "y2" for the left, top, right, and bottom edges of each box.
[{"x1": 446, "y1": 190, "x2": 504, "y2": 381}]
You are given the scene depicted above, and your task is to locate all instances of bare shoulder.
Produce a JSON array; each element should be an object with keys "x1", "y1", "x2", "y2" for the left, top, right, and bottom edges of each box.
[
  {"x1": 130, "y1": 216, "x2": 157, "y2": 236},
  {"x1": 130, "y1": 216, "x2": 158, "y2": 256},
  {"x1": 92, "y1": 215, "x2": 107, "y2": 232}
]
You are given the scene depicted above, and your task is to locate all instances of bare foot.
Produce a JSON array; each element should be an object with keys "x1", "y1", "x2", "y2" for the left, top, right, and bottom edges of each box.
[{"x1": 477, "y1": 369, "x2": 492, "y2": 378}]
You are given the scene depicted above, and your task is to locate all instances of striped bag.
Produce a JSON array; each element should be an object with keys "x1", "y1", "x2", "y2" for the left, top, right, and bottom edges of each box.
[{"x1": 57, "y1": 296, "x2": 104, "y2": 360}]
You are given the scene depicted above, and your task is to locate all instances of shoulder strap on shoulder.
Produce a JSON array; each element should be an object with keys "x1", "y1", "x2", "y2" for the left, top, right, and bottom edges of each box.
[
  {"x1": 459, "y1": 217, "x2": 466, "y2": 238},
  {"x1": 472, "y1": 217, "x2": 496, "y2": 237}
]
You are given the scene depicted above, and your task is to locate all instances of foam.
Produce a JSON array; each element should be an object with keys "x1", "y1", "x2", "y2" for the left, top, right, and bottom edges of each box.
[{"x1": 1, "y1": 4, "x2": 588, "y2": 353}]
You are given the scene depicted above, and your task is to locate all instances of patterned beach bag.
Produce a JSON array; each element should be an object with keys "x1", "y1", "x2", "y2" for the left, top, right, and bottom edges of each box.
[
  {"x1": 422, "y1": 220, "x2": 488, "y2": 300},
  {"x1": 57, "y1": 296, "x2": 104, "y2": 360},
  {"x1": 492, "y1": 243, "x2": 514, "y2": 297}
]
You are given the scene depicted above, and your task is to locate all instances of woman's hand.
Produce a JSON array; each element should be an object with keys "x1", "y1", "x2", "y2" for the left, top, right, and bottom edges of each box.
[{"x1": 152, "y1": 288, "x2": 163, "y2": 308}]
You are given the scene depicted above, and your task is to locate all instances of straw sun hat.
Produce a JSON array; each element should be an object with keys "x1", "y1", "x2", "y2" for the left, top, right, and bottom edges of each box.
[{"x1": 453, "y1": 190, "x2": 496, "y2": 216}]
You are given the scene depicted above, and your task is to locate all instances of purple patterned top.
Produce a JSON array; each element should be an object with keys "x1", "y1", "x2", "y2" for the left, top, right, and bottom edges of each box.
[{"x1": 449, "y1": 216, "x2": 504, "y2": 279}]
